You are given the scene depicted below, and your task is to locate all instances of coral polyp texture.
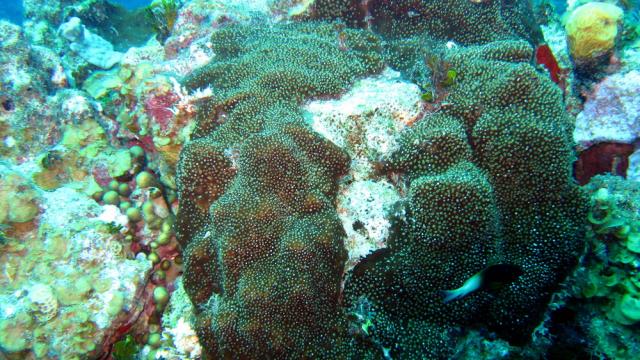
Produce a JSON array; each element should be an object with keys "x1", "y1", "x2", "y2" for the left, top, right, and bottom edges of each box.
[
  {"x1": 176, "y1": 3, "x2": 586, "y2": 359},
  {"x1": 367, "y1": 0, "x2": 541, "y2": 45},
  {"x1": 345, "y1": 40, "x2": 587, "y2": 357},
  {"x1": 176, "y1": 22, "x2": 383, "y2": 358}
]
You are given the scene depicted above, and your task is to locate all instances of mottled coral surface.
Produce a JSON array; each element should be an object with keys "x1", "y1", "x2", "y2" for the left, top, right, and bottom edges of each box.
[
  {"x1": 176, "y1": 1, "x2": 586, "y2": 359},
  {"x1": 177, "y1": 22, "x2": 383, "y2": 358}
]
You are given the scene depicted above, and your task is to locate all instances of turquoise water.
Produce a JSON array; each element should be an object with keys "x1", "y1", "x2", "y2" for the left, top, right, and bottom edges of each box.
[
  {"x1": 0, "y1": 0, "x2": 152, "y2": 23},
  {"x1": 0, "y1": 0, "x2": 22, "y2": 23}
]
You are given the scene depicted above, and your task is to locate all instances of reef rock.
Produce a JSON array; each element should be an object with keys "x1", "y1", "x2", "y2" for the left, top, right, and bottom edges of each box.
[
  {"x1": 303, "y1": 68, "x2": 422, "y2": 272},
  {"x1": 58, "y1": 17, "x2": 123, "y2": 69},
  {"x1": 0, "y1": 172, "x2": 152, "y2": 359},
  {"x1": 574, "y1": 70, "x2": 640, "y2": 147}
]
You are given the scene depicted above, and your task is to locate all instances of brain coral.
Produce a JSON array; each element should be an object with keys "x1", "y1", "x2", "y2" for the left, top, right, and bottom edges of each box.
[
  {"x1": 176, "y1": 3, "x2": 586, "y2": 359},
  {"x1": 565, "y1": 2, "x2": 623, "y2": 63}
]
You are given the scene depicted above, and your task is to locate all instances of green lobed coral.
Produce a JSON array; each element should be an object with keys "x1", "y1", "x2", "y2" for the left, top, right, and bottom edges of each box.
[
  {"x1": 343, "y1": 39, "x2": 587, "y2": 358},
  {"x1": 177, "y1": 22, "x2": 384, "y2": 358},
  {"x1": 176, "y1": 2, "x2": 586, "y2": 359}
]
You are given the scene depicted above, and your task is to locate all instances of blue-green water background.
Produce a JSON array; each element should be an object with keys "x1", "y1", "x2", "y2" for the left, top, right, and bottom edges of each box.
[
  {"x1": 0, "y1": 0, "x2": 580, "y2": 25},
  {"x1": 0, "y1": 0, "x2": 152, "y2": 24}
]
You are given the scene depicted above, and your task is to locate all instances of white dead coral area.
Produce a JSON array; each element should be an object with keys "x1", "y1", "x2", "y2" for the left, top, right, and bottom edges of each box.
[{"x1": 303, "y1": 68, "x2": 423, "y2": 272}]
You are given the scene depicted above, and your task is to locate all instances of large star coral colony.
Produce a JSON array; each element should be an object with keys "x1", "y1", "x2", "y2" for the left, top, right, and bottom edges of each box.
[{"x1": 0, "y1": 0, "x2": 639, "y2": 359}]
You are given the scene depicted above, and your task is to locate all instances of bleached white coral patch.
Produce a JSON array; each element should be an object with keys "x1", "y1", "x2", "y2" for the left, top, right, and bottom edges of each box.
[
  {"x1": 28, "y1": 283, "x2": 58, "y2": 323},
  {"x1": 305, "y1": 68, "x2": 423, "y2": 173},
  {"x1": 304, "y1": 68, "x2": 423, "y2": 271},
  {"x1": 61, "y1": 94, "x2": 93, "y2": 118},
  {"x1": 168, "y1": 318, "x2": 202, "y2": 359},
  {"x1": 338, "y1": 180, "x2": 401, "y2": 271},
  {"x1": 157, "y1": 278, "x2": 202, "y2": 359},
  {"x1": 40, "y1": 186, "x2": 101, "y2": 230},
  {"x1": 97, "y1": 205, "x2": 128, "y2": 229}
]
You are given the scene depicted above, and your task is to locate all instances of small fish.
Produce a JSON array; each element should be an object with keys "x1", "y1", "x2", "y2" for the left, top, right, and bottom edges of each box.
[{"x1": 441, "y1": 264, "x2": 523, "y2": 303}]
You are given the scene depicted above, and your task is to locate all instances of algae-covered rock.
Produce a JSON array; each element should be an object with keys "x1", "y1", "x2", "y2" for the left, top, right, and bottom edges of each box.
[
  {"x1": 0, "y1": 312, "x2": 33, "y2": 353},
  {"x1": 0, "y1": 166, "x2": 40, "y2": 224},
  {"x1": 569, "y1": 176, "x2": 640, "y2": 357},
  {"x1": 107, "y1": 149, "x2": 133, "y2": 179},
  {"x1": 82, "y1": 67, "x2": 125, "y2": 99},
  {"x1": 0, "y1": 181, "x2": 152, "y2": 359},
  {"x1": 59, "y1": 17, "x2": 123, "y2": 69}
]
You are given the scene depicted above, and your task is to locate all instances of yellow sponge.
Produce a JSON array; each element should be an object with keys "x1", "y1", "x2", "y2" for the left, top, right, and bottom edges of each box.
[{"x1": 565, "y1": 2, "x2": 623, "y2": 61}]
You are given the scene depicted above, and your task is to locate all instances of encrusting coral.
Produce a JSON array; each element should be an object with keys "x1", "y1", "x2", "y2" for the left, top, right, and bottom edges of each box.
[
  {"x1": 344, "y1": 38, "x2": 586, "y2": 358},
  {"x1": 177, "y1": 22, "x2": 384, "y2": 358},
  {"x1": 176, "y1": 1, "x2": 586, "y2": 359}
]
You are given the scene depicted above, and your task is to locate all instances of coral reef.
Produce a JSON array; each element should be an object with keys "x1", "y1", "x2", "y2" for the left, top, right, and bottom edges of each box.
[
  {"x1": 552, "y1": 175, "x2": 640, "y2": 359},
  {"x1": 0, "y1": 4, "x2": 187, "y2": 358},
  {"x1": 176, "y1": 2, "x2": 586, "y2": 358},
  {"x1": 177, "y1": 21, "x2": 384, "y2": 358},
  {"x1": 8, "y1": 0, "x2": 640, "y2": 358},
  {"x1": 0, "y1": 164, "x2": 152, "y2": 359},
  {"x1": 342, "y1": 39, "x2": 586, "y2": 358}
]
